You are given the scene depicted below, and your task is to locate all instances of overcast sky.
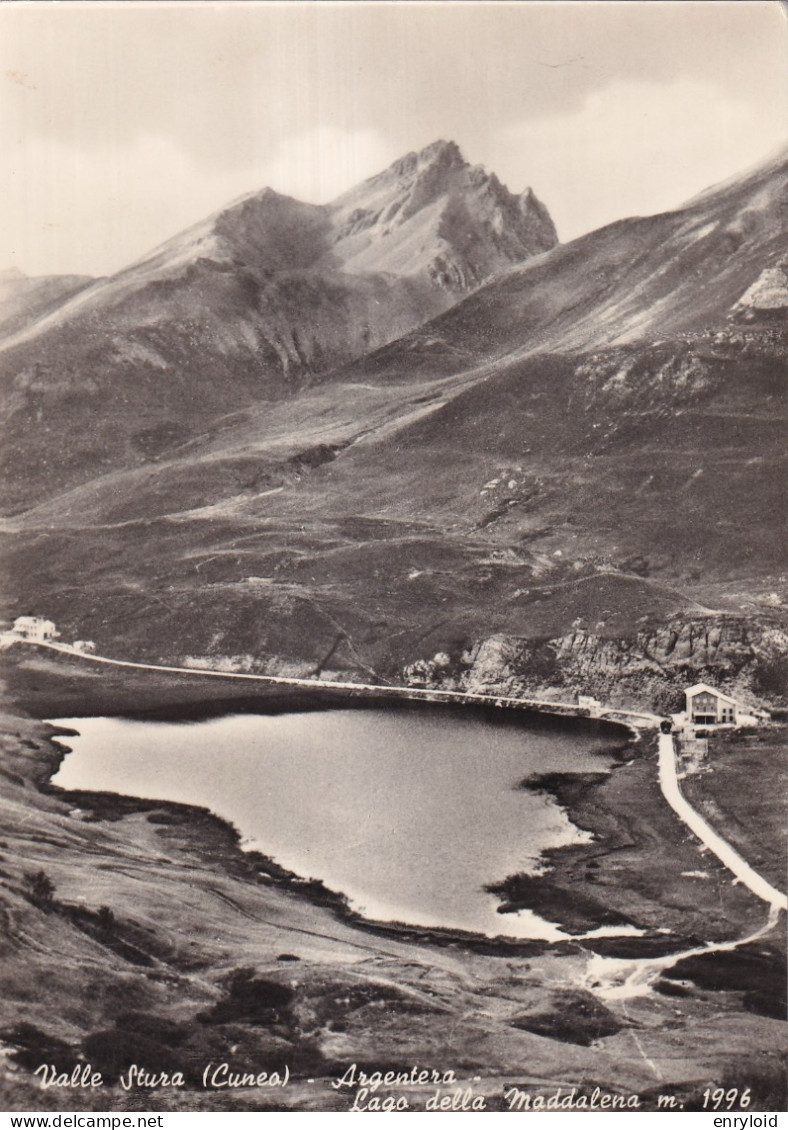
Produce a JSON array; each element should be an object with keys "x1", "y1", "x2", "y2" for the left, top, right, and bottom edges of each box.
[{"x1": 2, "y1": 1, "x2": 786, "y2": 276}]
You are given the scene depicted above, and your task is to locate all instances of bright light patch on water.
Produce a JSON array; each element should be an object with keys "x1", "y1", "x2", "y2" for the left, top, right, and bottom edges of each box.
[{"x1": 51, "y1": 707, "x2": 621, "y2": 941}]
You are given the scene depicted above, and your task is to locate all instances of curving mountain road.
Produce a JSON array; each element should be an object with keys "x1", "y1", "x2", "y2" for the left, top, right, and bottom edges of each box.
[{"x1": 658, "y1": 732, "x2": 787, "y2": 911}]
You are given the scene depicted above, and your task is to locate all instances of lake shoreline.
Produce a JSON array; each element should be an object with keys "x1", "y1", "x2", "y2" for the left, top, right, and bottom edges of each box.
[
  {"x1": 41, "y1": 699, "x2": 694, "y2": 959},
  {"x1": 41, "y1": 748, "x2": 563, "y2": 960},
  {"x1": 2, "y1": 667, "x2": 784, "y2": 1112},
  {"x1": 18, "y1": 649, "x2": 765, "y2": 959}
]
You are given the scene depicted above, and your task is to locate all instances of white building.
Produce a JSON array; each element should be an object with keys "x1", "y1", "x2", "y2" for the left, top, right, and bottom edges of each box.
[
  {"x1": 12, "y1": 616, "x2": 58, "y2": 642},
  {"x1": 578, "y1": 694, "x2": 602, "y2": 716},
  {"x1": 684, "y1": 683, "x2": 768, "y2": 727}
]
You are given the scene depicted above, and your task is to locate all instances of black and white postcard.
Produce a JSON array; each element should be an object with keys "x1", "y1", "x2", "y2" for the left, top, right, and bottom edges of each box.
[{"x1": 0, "y1": 0, "x2": 786, "y2": 1117}]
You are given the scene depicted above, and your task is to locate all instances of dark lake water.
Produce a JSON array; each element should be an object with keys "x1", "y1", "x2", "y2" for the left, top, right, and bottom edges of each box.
[{"x1": 51, "y1": 706, "x2": 624, "y2": 940}]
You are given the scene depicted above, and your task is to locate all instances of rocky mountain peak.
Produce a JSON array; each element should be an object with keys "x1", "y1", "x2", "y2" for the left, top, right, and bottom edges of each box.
[
  {"x1": 419, "y1": 138, "x2": 464, "y2": 163},
  {"x1": 329, "y1": 140, "x2": 558, "y2": 289},
  {"x1": 516, "y1": 186, "x2": 559, "y2": 248},
  {"x1": 383, "y1": 139, "x2": 466, "y2": 181},
  {"x1": 519, "y1": 186, "x2": 548, "y2": 218},
  {"x1": 98, "y1": 141, "x2": 556, "y2": 300}
]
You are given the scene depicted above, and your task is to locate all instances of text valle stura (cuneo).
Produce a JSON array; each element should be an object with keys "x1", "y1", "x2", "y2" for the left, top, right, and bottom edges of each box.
[{"x1": 33, "y1": 1064, "x2": 290, "y2": 1091}]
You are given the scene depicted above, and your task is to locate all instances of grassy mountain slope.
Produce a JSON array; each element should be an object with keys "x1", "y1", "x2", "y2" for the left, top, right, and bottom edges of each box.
[
  {"x1": 1, "y1": 147, "x2": 786, "y2": 1117},
  {"x1": 0, "y1": 142, "x2": 556, "y2": 514},
  {"x1": 346, "y1": 147, "x2": 788, "y2": 383},
  {"x1": 1, "y1": 149, "x2": 786, "y2": 708},
  {"x1": 0, "y1": 268, "x2": 94, "y2": 341}
]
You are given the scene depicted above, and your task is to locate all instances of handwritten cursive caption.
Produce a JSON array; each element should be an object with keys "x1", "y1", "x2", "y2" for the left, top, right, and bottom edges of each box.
[
  {"x1": 32, "y1": 1062, "x2": 770, "y2": 1114},
  {"x1": 34, "y1": 1063, "x2": 289, "y2": 1093}
]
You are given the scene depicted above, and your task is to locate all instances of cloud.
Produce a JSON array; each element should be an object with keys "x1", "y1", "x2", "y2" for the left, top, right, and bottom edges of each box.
[
  {"x1": 0, "y1": 126, "x2": 391, "y2": 276},
  {"x1": 1, "y1": 4, "x2": 785, "y2": 272},
  {"x1": 253, "y1": 127, "x2": 391, "y2": 204},
  {"x1": 490, "y1": 77, "x2": 788, "y2": 240},
  {"x1": 1, "y1": 131, "x2": 246, "y2": 276}
]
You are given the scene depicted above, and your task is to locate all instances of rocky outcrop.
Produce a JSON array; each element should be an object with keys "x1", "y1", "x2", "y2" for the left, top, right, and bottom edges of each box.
[
  {"x1": 404, "y1": 617, "x2": 788, "y2": 713},
  {"x1": 731, "y1": 256, "x2": 788, "y2": 317},
  {"x1": 329, "y1": 139, "x2": 558, "y2": 291},
  {"x1": 574, "y1": 345, "x2": 715, "y2": 412}
]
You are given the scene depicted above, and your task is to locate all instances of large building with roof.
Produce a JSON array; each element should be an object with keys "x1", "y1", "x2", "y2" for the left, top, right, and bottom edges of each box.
[
  {"x1": 12, "y1": 616, "x2": 57, "y2": 642},
  {"x1": 684, "y1": 683, "x2": 767, "y2": 727}
]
